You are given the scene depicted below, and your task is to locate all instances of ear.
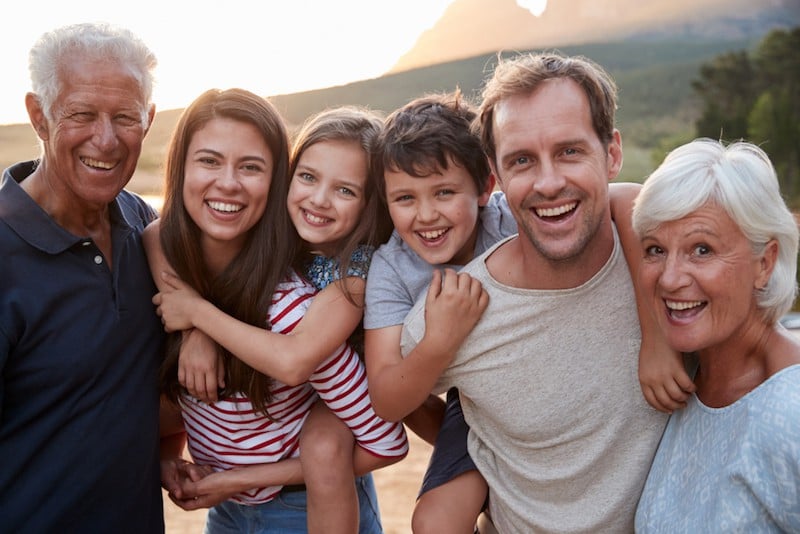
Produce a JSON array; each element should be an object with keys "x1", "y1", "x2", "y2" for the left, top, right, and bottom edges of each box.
[
  {"x1": 25, "y1": 93, "x2": 49, "y2": 141},
  {"x1": 488, "y1": 155, "x2": 503, "y2": 188},
  {"x1": 606, "y1": 129, "x2": 623, "y2": 182},
  {"x1": 477, "y1": 170, "x2": 496, "y2": 207},
  {"x1": 755, "y1": 239, "x2": 779, "y2": 290}
]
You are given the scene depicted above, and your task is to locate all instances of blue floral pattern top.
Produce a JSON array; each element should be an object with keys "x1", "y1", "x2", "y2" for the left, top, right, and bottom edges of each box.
[{"x1": 305, "y1": 244, "x2": 374, "y2": 291}]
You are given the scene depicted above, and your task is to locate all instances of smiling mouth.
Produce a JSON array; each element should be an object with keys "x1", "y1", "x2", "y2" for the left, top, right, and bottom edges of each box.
[
  {"x1": 665, "y1": 299, "x2": 706, "y2": 318},
  {"x1": 417, "y1": 228, "x2": 448, "y2": 241},
  {"x1": 303, "y1": 209, "x2": 332, "y2": 225},
  {"x1": 80, "y1": 156, "x2": 115, "y2": 170},
  {"x1": 535, "y1": 202, "x2": 577, "y2": 219},
  {"x1": 207, "y1": 201, "x2": 243, "y2": 213}
]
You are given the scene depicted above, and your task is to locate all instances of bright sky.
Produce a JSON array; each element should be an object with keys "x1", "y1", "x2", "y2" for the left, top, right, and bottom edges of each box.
[{"x1": 1, "y1": 0, "x2": 546, "y2": 126}]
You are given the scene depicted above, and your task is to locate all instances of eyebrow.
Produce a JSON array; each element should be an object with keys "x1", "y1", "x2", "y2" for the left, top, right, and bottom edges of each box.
[{"x1": 194, "y1": 148, "x2": 268, "y2": 165}]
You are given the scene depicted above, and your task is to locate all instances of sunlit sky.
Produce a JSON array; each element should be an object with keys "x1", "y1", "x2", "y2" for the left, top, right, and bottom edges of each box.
[{"x1": 1, "y1": 0, "x2": 546, "y2": 126}]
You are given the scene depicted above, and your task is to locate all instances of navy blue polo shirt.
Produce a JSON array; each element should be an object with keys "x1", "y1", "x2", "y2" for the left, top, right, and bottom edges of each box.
[{"x1": 0, "y1": 161, "x2": 165, "y2": 533}]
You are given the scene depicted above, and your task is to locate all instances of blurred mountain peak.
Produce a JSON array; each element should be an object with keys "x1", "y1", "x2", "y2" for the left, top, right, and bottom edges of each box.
[{"x1": 389, "y1": 0, "x2": 800, "y2": 73}]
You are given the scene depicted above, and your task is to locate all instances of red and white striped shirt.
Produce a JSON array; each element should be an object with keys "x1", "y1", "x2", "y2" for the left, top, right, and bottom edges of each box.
[{"x1": 180, "y1": 270, "x2": 408, "y2": 504}]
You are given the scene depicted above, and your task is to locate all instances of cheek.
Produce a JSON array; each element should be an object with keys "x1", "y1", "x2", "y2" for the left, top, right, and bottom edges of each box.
[
  {"x1": 638, "y1": 264, "x2": 660, "y2": 294},
  {"x1": 388, "y1": 205, "x2": 407, "y2": 227}
]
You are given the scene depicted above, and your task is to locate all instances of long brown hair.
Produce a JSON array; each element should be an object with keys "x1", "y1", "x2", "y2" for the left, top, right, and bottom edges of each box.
[{"x1": 158, "y1": 88, "x2": 296, "y2": 413}]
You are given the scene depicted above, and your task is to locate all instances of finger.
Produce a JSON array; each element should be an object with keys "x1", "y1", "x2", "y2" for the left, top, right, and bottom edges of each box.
[
  {"x1": 217, "y1": 357, "x2": 226, "y2": 389},
  {"x1": 152, "y1": 294, "x2": 161, "y2": 306},
  {"x1": 184, "y1": 372, "x2": 197, "y2": 399},
  {"x1": 426, "y1": 270, "x2": 443, "y2": 309},
  {"x1": 642, "y1": 386, "x2": 671, "y2": 414},
  {"x1": 202, "y1": 373, "x2": 218, "y2": 403},
  {"x1": 664, "y1": 380, "x2": 691, "y2": 405},
  {"x1": 177, "y1": 364, "x2": 187, "y2": 390},
  {"x1": 428, "y1": 269, "x2": 443, "y2": 297},
  {"x1": 653, "y1": 386, "x2": 684, "y2": 413},
  {"x1": 169, "y1": 493, "x2": 203, "y2": 511},
  {"x1": 468, "y1": 275, "x2": 485, "y2": 298},
  {"x1": 440, "y1": 268, "x2": 460, "y2": 292},
  {"x1": 674, "y1": 371, "x2": 696, "y2": 394},
  {"x1": 184, "y1": 464, "x2": 208, "y2": 482}
]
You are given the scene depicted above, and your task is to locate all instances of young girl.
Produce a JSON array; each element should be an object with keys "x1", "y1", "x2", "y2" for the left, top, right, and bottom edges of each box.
[{"x1": 148, "y1": 91, "x2": 407, "y2": 534}]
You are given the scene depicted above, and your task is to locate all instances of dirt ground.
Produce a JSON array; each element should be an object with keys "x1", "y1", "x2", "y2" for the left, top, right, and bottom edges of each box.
[{"x1": 163, "y1": 432, "x2": 432, "y2": 534}]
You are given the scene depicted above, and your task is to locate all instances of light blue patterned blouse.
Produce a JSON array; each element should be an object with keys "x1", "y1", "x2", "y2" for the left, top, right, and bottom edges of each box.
[{"x1": 636, "y1": 364, "x2": 800, "y2": 533}]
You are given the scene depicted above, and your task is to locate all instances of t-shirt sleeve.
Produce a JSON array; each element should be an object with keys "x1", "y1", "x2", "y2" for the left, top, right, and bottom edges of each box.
[
  {"x1": 364, "y1": 244, "x2": 414, "y2": 330},
  {"x1": 478, "y1": 191, "x2": 518, "y2": 250}
]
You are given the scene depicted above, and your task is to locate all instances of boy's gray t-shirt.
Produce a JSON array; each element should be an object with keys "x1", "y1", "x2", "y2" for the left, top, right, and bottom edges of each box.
[{"x1": 364, "y1": 191, "x2": 516, "y2": 330}]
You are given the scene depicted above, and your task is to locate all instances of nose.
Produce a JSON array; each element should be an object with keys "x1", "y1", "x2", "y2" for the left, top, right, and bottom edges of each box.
[
  {"x1": 91, "y1": 116, "x2": 120, "y2": 152},
  {"x1": 416, "y1": 197, "x2": 439, "y2": 223},
  {"x1": 532, "y1": 158, "x2": 566, "y2": 198},
  {"x1": 658, "y1": 253, "x2": 691, "y2": 292},
  {"x1": 216, "y1": 165, "x2": 242, "y2": 192},
  {"x1": 309, "y1": 185, "x2": 330, "y2": 208}
]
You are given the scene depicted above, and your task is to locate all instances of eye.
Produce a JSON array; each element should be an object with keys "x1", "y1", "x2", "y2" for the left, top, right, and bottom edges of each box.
[
  {"x1": 115, "y1": 113, "x2": 141, "y2": 127},
  {"x1": 298, "y1": 172, "x2": 315, "y2": 183},
  {"x1": 563, "y1": 147, "x2": 579, "y2": 156},
  {"x1": 337, "y1": 186, "x2": 356, "y2": 197},
  {"x1": 242, "y1": 162, "x2": 265, "y2": 173},
  {"x1": 69, "y1": 111, "x2": 95, "y2": 122},
  {"x1": 514, "y1": 155, "x2": 530, "y2": 166},
  {"x1": 435, "y1": 189, "x2": 454, "y2": 198},
  {"x1": 644, "y1": 244, "x2": 664, "y2": 257},
  {"x1": 198, "y1": 156, "x2": 218, "y2": 166},
  {"x1": 393, "y1": 194, "x2": 413, "y2": 203},
  {"x1": 693, "y1": 244, "x2": 711, "y2": 256}
]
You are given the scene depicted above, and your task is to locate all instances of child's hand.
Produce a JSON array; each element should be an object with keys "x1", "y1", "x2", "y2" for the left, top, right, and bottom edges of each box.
[
  {"x1": 153, "y1": 272, "x2": 203, "y2": 332},
  {"x1": 179, "y1": 329, "x2": 225, "y2": 403},
  {"x1": 638, "y1": 336, "x2": 695, "y2": 413},
  {"x1": 423, "y1": 269, "x2": 489, "y2": 358}
]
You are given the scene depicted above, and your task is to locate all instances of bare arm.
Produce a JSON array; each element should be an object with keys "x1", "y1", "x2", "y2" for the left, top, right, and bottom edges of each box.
[
  {"x1": 365, "y1": 269, "x2": 488, "y2": 422},
  {"x1": 609, "y1": 181, "x2": 694, "y2": 412},
  {"x1": 143, "y1": 220, "x2": 224, "y2": 401},
  {"x1": 154, "y1": 271, "x2": 364, "y2": 386}
]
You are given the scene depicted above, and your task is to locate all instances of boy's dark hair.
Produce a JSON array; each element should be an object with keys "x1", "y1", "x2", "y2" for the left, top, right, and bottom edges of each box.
[{"x1": 373, "y1": 90, "x2": 491, "y2": 200}]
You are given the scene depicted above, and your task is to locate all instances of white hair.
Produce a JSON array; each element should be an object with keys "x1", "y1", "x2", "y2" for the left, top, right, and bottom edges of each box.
[
  {"x1": 633, "y1": 138, "x2": 799, "y2": 324},
  {"x1": 28, "y1": 22, "x2": 157, "y2": 126}
]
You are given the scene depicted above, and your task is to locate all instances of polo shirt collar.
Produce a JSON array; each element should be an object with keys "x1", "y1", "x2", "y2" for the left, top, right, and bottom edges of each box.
[{"x1": 0, "y1": 160, "x2": 129, "y2": 255}]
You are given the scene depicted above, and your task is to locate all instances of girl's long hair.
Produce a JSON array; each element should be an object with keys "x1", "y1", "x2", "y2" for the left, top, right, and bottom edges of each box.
[{"x1": 158, "y1": 88, "x2": 296, "y2": 413}]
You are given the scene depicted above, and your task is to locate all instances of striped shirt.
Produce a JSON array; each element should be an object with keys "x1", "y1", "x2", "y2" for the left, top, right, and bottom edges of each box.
[{"x1": 180, "y1": 270, "x2": 408, "y2": 504}]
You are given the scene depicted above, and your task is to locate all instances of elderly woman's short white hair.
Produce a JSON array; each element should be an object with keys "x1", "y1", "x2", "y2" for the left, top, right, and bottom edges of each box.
[{"x1": 632, "y1": 138, "x2": 799, "y2": 324}]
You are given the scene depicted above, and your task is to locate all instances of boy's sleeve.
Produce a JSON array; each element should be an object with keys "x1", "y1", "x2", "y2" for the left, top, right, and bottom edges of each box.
[
  {"x1": 363, "y1": 244, "x2": 414, "y2": 330},
  {"x1": 475, "y1": 191, "x2": 518, "y2": 254}
]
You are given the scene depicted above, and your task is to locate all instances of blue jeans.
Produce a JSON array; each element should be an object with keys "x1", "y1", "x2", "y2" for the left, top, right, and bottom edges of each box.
[{"x1": 204, "y1": 474, "x2": 382, "y2": 533}]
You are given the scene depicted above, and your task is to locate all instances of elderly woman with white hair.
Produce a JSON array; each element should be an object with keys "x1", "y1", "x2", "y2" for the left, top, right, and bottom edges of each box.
[{"x1": 633, "y1": 138, "x2": 800, "y2": 532}]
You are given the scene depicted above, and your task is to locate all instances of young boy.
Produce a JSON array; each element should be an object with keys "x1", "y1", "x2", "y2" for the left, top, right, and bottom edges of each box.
[
  {"x1": 363, "y1": 90, "x2": 689, "y2": 533},
  {"x1": 364, "y1": 91, "x2": 508, "y2": 533}
]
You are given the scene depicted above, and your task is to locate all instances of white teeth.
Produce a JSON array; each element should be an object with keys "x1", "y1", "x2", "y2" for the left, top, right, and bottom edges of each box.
[
  {"x1": 304, "y1": 211, "x2": 329, "y2": 224},
  {"x1": 536, "y1": 202, "x2": 577, "y2": 217},
  {"x1": 665, "y1": 300, "x2": 703, "y2": 311},
  {"x1": 207, "y1": 201, "x2": 242, "y2": 213},
  {"x1": 80, "y1": 157, "x2": 114, "y2": 169},
  {"x1": 419, "y1": 228, "x2": 447, "y2": 240}
]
